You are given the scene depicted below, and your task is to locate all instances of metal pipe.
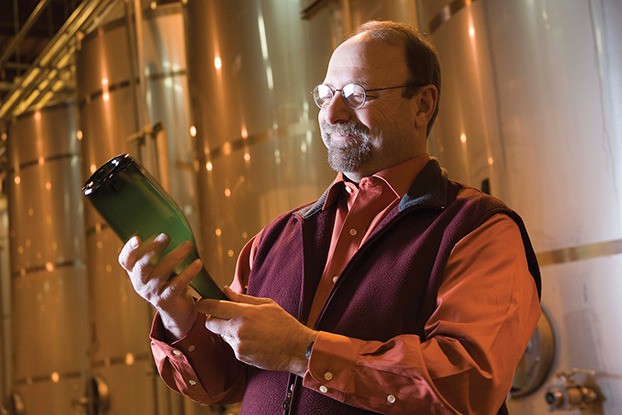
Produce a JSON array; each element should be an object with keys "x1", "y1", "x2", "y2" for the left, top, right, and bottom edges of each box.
[
  {"x1": 0, "y1": 0, "x2": 53, "y2": 71},
  {"x1": 0, "y1": 0, "x2": 118, "y2": 120}
]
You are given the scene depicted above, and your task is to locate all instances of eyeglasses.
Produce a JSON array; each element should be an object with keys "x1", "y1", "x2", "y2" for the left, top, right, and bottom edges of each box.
[{"x1": 311, "y1": 83, "x2": 410, "y2": 110}]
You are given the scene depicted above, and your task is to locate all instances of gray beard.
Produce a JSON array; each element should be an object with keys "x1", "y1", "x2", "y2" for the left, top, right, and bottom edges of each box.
[{"x1": 321, "y1": 121, "x2": 372, "y2": 173}]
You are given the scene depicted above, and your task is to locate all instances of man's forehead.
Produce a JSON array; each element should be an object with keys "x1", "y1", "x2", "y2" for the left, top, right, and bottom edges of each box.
[{"x1": 325, "y1": 34, "x2": 407, "y2": 82}]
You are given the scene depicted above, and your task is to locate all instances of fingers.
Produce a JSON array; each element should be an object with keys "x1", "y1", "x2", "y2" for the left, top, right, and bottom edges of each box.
[
  {"x1": 163, "y1": 258, "x2": 202, "y2": 297},
  {"x1": 196, "y1": 289, "x2": 272, "y2": 320},
  {"x1": 222, "y1": 286, "x2": 272, "y2": 305},
  {"x1": 196, "y1": 298, "x2": 236, "y2": 320},
  {"x1": 118, "y1": 233, "x2": 170, "y2": 273},
  {"x1": 118, "y1": 235, "x2": 142, "y2": 271}
]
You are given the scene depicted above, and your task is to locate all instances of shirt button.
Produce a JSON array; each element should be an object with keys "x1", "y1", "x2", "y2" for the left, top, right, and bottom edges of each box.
[
  {"x1": 324, "y1": 372, "x2": 333, "y2": 381},
  {"x1": 319, "y1": 385, "x2": 328, "y2": 393},
  {"x1": 349, "y1": 228, "x2": 357, "y2": 236},
  {"x1": 332, "y1": 276, "x2": 338, "y2": 283},
  {"x1": 188, "y1": 345, "x2": 196, "y2": 352},
  {"x1": 172, "y1": 350, "x2": 182, "y2": 356},
  {"x1": 387, "y1": 394, "x2": 396, "y2": 404},
  {"x1": 188, "y1": 379, "x2": 197, "y2": 386}
]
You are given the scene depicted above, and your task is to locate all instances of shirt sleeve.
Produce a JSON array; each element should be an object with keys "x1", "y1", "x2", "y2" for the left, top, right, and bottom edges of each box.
[
  {"x1": 149, "y1": 232, "x2": 262, "y2": 404},
  {"x1": 150, "y1": 311, "x2": 246, "y2": 404},
  {"x1": 302, "y1": 214, "x2": 542, "y2": 414}
]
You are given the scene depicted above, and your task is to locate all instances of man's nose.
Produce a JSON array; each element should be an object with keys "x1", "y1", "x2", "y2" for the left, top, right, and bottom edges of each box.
[{"x1": 322, "y1": 92, "x2": 353, "y2": 124}]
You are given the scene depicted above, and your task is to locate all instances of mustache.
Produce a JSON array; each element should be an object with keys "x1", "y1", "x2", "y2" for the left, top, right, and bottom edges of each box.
[{"x1": 320, "y1": 121, "x2": 370, "y2": 139}]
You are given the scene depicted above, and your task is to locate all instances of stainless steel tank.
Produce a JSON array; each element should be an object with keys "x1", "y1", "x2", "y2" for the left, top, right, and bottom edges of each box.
[
  {"x1": 420, "y1": 0, "x2": 622, "y2": 412},
  {"x1": 6, "y1": 102, "x2": 88, "y2": 414},
  {"x1": 76, "y1": 2, "x2": 198, "y2": 413}
]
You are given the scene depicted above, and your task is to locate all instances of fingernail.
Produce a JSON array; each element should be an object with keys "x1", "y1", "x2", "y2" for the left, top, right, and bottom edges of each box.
[
  {"x1": 129, "y1": 236, "x2": 139, "y2": 248},
  {"x1": 155, "y1": 233, "x2": 167, "y2": 242}
]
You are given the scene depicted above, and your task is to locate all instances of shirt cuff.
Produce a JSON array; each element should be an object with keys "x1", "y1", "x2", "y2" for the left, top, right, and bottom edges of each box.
[
  {"x1": 303, "y1": 331, "x2": 363, "y2": 401},
  {"x1": 150, "y1": 312, "x2": 213, "y2": 402}
]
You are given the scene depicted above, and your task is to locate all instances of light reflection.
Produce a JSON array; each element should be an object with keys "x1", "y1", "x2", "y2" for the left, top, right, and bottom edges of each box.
[
  {"x1": 224, "y1": 188, "x2": 232, "y2": 197},
  {"x1": 51, "y1": 372, "x2": 60, "y2": 383},
  {"x1": 257, "y1": 12, "x2": 274, "y2": 90},
  {"x1": 227, "y1": 249, "x2": 234, "y2": 257},
  {"x1": 215, "y1": 228, "x2": 222, "y2": 236},
  {"x1": 460, "y1": 133, "x2": 467, "y2": 144},
  {"x1": 214, "y1": 56, "x2": 222, "y2": 70},
  {"x1": 206, "y1": 161, "x2": 213, "y2": 172},
  {"x1": 244, "y1": 152, "x2": 251, "y2": 162},
  {"x1": 190, "y1": 125, "x2": 197, "y2": 137},
  {"x1": 102, "y1": 77, "x2": 110, "y2": 102},
  {"x1": 222, "y1": 142, "x2": 232, "y2": 156},
  {"x1": 488, "y1": 156, "x2": 494, "y2": 165},
  {"x1": 125, "y1": 353, "x2": 136, "y2": 365}
]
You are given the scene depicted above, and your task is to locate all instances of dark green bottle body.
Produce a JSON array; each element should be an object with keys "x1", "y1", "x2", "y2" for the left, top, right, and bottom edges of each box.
[{"x1": 83, "y1": 154, "x2": 226, "y2": 300}]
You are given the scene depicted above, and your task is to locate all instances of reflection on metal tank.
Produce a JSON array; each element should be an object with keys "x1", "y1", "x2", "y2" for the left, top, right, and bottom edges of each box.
[
  {"x1": 421, "y1": 0, "x2": 622, "y2": 413},
  {"x1": 185, "y1": 0, "x2": 422, "y2": 288},
  {"x1": 6, "y1": 102, "x2": 88, "y2": 414},
  {"x1": 76, "y1": 2, "x2": 196, "y2": 413}
]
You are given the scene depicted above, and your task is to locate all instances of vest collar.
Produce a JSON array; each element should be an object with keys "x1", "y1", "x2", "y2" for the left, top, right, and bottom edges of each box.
[
  {"x1": 399, "y1": 157, "x2": 448, "y2": 211},
  {"x1": 297, "y1": 158, "x2": 448, "y2": 220}
]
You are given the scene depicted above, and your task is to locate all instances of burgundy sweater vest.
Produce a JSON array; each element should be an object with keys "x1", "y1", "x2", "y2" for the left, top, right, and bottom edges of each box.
[{"x1": 240, "y1": 160, "x2": 541, "y2": 415}]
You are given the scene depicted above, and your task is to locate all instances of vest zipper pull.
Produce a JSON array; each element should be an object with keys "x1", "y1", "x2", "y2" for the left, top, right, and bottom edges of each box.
[{"x1": 282, "y1": 381, "x2": 295, "y2": 412}]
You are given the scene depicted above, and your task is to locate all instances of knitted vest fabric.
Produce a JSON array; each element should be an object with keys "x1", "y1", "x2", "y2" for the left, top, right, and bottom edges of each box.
[{"x1": 241, "y1": 161, "x2": 541, "y2": 415}]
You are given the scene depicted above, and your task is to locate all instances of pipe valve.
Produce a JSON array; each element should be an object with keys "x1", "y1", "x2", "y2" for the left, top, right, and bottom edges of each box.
[{"x1": 544, "y1": 369, "x2": 602, "y2": 411}]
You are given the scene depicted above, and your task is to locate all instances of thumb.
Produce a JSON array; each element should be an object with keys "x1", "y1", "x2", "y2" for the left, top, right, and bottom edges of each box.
[{"x1": 224, "y1": 286, "x2": 272, "y2": 305}]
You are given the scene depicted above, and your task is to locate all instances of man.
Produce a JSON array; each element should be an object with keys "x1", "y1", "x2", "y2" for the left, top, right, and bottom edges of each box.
[{"x1": 119, "y1": 21, "x2": 541, "y2": 414}]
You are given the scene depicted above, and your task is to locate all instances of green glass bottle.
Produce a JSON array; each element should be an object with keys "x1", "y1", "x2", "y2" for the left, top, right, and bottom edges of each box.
[{"x1": 83, "y1": 153, "x2": 226, "y2": 300}]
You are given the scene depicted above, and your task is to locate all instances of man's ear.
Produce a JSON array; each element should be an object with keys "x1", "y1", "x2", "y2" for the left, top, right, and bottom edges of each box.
[{"x1": 413, "y1": 85, "x2": 438, "y2": 130}]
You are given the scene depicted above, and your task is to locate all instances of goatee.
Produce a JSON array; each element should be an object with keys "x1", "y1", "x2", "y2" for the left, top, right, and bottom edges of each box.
[{"x1": 321, "y1": 121, "x2": 372, "y2": 173}]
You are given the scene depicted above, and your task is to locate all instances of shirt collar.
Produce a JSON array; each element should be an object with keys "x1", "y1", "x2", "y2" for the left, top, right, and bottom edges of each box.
[{"x1": 322, "y1": 153, "x2": 431, "y2": 210}]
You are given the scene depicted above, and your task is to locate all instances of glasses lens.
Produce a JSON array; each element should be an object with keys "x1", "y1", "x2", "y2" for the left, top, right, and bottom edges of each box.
[
  {"x1": 342, "y1": 84, "x2": 366, "y2": 109},
  {"x1": 312, "y1": 85, "x2": 333, "y2": 108}
]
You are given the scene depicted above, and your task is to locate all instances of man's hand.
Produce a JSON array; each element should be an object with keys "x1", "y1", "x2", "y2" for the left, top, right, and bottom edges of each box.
[
  {"x1": 198, "y1": 287, "x2": 317, "y2": 377},
  {"x1": 118, "y1": 233, "x2": 201, "y2": 339}
]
